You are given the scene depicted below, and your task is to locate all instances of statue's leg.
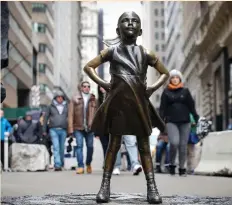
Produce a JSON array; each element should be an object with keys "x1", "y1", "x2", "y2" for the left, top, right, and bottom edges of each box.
[
  {"x1": 96, "y1": 134, "x2": 122, "y2": 203},
  {"x1": 137, "y1": 135, "x2": 162, "y2": 204}
]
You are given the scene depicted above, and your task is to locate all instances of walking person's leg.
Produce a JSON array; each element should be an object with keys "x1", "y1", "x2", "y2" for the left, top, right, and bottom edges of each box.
[
  {"x1": 166, "y1": 123, "x2": 180, "y2": 175},
  {"x1": 126, "y1": 152, "x2": 131, "y2": 171},
  {"x1": 155, "y1": 140, "x2": 166, "y2": 173},
  {"x1": 96, "y1": 135, "x2": 122, "y2": 203},
  {"x1": 165, "y1": 143, "x2": 170, "y2": 166},
  {"x1": 58, "y1": 129, "x2": 67, "y2": 168},
  {"x1": 49, "y1": 128, "x2": 62, "y2": 170},
  {"x1": 124, "y1": 135, "x2": 142, "y2": 175},
  {"x1": 112, "y1": 136, "x2": 123, "y2": 175},
  {"x1": 178, "y1": 123, "x2": 191, "y2": 176},
  {"x1": 112, "y1": 150, "x2": 121, "y2": 175},
  {"x1": 136, "y1": 135, "x2": 162, "y2": 204},
  {"x1": 74, "y1": 130, "x2": 84, "y2": 174},
  {"x1": 85, "y1": 131, "x2": 94, "y2": 173},
  {"x1": 187, "y1": 144, "x2": 195, "y2": 174}
]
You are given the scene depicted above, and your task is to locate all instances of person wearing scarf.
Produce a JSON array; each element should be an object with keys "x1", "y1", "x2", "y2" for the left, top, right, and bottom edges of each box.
[{"x1": 159, "y1": 69, "x2": 199, "y2": 176}]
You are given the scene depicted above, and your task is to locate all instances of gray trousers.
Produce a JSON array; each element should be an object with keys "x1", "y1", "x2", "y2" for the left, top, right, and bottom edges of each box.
[{"x1": 166, "y1": 122, "x2": 190, "y2": 169}]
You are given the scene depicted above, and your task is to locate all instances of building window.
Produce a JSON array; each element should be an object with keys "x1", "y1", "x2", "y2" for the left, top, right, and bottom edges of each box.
[
  {"x1": 155, "y1": 45, "x2": 159, "y2": 51},
  {"x1": 154, "y1": 9, "x2": 159, "y2": 16},
  {"x1": 162, "y1": 44, "x2": 165, "y2": 52},
  {"x1": 155, "y1": 32, "x2": 159, "y2": 40},
  {"x1": 33, "y1": 23, "x2": 46, "y2": 33},
  {"x1": 32, "y1": 3, "x2": 46, "y2": 12},
  {"x1": 155, "y1": 20, "x2": 159, "y2": 28},
  {"x1": 161, "y1": 32, "x2": 165, "y2": 40},
  {"x1": 161, "y1": 20, "x2": 165, "y2": 28},
  {"x1": 161, "y1": 8, "x2": 165, "y2": 16},
  {"x1": 39, "y1": 43, "x2": 46, "y2": 52},
  {"x1": 38, "y1": 63, "x2": 46, "y2": 73}
]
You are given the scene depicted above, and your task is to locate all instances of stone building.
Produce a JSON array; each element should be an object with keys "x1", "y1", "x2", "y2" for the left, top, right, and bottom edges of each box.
[{"x1": 181, "y1": 2, "x2": 232, "y2": 131}]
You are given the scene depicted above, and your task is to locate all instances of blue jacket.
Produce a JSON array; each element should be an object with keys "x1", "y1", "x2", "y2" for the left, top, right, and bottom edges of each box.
[{"x1": 1, "y1": 117, "x2": 12, "y2": 141}]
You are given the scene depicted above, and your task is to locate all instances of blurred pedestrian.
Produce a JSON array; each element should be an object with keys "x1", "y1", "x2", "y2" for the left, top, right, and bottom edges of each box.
[
  {"x1": 17, "y1": 112, "x2": 42, "y2": 144},
  {"x1": 187, "y1": 113, "x2": 200, "y2": 174},
  {"x1": 155, "y1": 132, "x2": 169, "y2": 173},
  {"x1": 159, "y1": 69, "x2": 199, "y2": 176},
  {"x1": 43, "y1": 91, "x2": 68, "y2": 171},
  {"x1": 227, "y1": 118, "x2": 232, "y2": 130},
  {"x1": 68, "y1": 81, "x2": 97, "y2": 174},
  {"x1": 113, "y1": 135, "x2": 142, "y2": 175},
  {"x1": 39, "y1": 111, "x2": 52, "y2": 158},
  {"x1": 0, "y1": 110, "x2": 12, "y2": 167},
  {"x1": 11, "y1": 116, "x2": 23, "y2": 143}
]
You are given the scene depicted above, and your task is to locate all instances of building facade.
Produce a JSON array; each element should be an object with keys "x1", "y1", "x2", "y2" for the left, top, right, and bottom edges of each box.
[
  {"x1": 165, "y1": 1, "x2": 184, "y2": 72},
  {"x1": 32, "y1": 2, "x2": 55, "y2": 106},
  {"x1": 2, "y1": 2, "x2": 33, "y2": 108},
  {"x1": 32, "y1": 2, "x2": 83, "y2": 105},
  {"x1": 81, "y1": 1, "x2": 99, "y2": 97},
  {"x1": 181, "y1": 1, "x2": 232, "y2": 131},
  {"x1": 142, "y1": 1, "x2": 166, "y2": 109}
]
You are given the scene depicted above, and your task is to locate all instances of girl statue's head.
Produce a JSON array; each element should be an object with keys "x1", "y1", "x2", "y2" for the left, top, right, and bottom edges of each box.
[
  {"x1": 116, "y1": 11, "x2": 142, "y2": 42},
  {"x1": 103, "y1": 11, "x2": 142, "y2": 47}
]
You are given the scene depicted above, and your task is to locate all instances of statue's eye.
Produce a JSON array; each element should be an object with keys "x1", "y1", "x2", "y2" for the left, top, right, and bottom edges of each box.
[
  {"x1": 132, "y1": 19, "x2": 139, "y2": 23},
  {"x1": 121, "y1": 18, "x2": 129, "y2": 23}
]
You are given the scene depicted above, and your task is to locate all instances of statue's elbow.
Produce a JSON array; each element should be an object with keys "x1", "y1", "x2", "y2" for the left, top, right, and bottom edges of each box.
[{"x1": 83, "y1": 66, "x2": 89, "y2": 74}]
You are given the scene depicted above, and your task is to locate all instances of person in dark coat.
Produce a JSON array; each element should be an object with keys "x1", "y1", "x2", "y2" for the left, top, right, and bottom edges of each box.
[
  {"x1": 17, "y1": 112, "x2": 42, "y2": 144},
  {"x1": 159, "y1": 69, "x2": 199, "y2": 176},
  {"x1": 83, "y1": 11, "x2": 169, "y2": 204}
]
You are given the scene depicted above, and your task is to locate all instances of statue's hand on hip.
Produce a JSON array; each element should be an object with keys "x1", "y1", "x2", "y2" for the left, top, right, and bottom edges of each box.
[{"x1": 102, "y1": 82, "x2": 111, "y2": 92}]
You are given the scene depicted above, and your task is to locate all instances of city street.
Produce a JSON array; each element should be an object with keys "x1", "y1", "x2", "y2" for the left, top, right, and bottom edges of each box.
[
  {"x1": 2, "y1": 138, "x2": 232, "y2": 204},
  {"x1": 1, "y1": 171, "x2": 232, "y2": 204}
]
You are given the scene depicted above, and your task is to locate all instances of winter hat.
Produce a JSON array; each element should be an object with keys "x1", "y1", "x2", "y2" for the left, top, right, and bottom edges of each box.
[
  {"x1": 169, "y1": 69, "x2": 183, "y2": 82},
  {"x1": 53, "y1": 90, "x2": 65, "y2": 99}
]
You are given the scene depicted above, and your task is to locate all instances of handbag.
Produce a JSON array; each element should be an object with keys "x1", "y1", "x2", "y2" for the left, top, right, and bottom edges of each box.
[{"x1": 188, "y1": 132, "x2": 200, "y2": 144}]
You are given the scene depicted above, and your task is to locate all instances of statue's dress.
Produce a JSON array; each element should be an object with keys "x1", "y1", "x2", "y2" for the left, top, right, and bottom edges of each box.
[{"x1": 91, "y1": 44, "x2": 165, "y2": 137}]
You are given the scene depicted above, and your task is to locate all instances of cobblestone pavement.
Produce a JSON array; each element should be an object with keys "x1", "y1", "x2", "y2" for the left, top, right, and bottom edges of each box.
[{"x1": 2, "y1": 193, "x2": 232, "y2": 205}]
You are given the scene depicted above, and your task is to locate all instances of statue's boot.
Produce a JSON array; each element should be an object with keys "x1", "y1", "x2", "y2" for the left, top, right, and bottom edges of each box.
[
  {"x1": 96, "y1": 172, "x2": 111, "y2": 203},
  {"x1": 146, "y1": 172, "x2": 162, "y2": 204}
]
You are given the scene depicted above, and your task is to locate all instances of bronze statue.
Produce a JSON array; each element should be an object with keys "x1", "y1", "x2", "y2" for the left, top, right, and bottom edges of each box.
[{"x1": 84, "y1": 11, "x2": 169, "y2": 204}]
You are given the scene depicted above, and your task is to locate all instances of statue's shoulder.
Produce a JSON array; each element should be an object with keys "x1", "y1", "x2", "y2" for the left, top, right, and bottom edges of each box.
[
  {"x1": 139, "y1": 45, "x2": 148, "y2": 54},
  {"x1": 138, "y1": 46, "x2": 157, "y2": 60},
  {"x1": 138, "y1": 46, "x2": 155, "y2": 57},
  {"x1": 100, "y1": 46, "x2": 115, "y2": 62}
]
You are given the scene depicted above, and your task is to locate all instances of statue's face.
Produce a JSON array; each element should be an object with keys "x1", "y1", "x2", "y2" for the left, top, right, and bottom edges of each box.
[{"x1": 117, "y1": 12, "x2": 142, "y2": 39}]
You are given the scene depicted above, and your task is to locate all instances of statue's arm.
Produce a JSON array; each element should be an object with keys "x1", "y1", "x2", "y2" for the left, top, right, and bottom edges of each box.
[
  {"x1": 146, "y1": 50, "x2": 170, "y2": 94},
  {"x1": 83, "y1": 49, "x2": 111, "y2": 90}
]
